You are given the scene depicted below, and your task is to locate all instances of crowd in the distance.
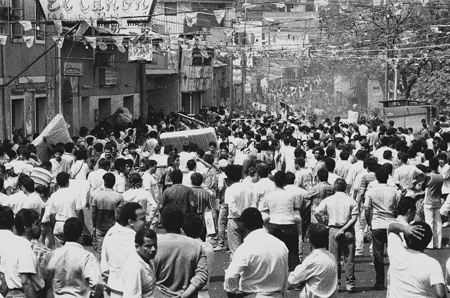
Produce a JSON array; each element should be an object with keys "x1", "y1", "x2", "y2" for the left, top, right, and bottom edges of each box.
[{"x1": 1, "y1": 108, "x2": 450, "y2": 298}]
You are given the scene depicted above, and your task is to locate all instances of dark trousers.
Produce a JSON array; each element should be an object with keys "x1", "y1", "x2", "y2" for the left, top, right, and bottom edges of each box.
[
  {"x1": 301, "y1": 203, "x2": 311, "y2": 239},
  {"x1": 372, "y1": 229, "x2": 388, "y2": 286},
  {"x1": 329, "y1": 227, "x2": 356, "y2": 290},
  {"x1": 269, "y1": 223, "x2": 300, "y2": 271}
]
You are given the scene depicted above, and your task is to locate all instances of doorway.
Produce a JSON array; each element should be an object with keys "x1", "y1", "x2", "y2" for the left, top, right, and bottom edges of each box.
[
  {"x1": 35, "y1": 97, "x2": 48, "y2": 133},
  {"x1": 12, "y1": 98, "x2": 24, "y2": 132},
  {"x1": 98, "y1": 97, "x2": 111, "y2": 123}
]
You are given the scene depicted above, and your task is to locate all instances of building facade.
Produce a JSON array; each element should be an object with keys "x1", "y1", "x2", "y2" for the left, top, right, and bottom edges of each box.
[{"x1": 0, "y1": 0, "x2": 58, "y2": 139}]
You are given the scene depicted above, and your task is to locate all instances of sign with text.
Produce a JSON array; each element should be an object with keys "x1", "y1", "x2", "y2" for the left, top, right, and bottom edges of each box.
[
  {"x1": 99, "y1": 67, "x2": 120, "y2": 86},
  {"x1": 64, "y1": 62, "x2": 83, "y2": 76},
  {"x1": 38, "y1": 0, "x2": 155, "y2": 21}
]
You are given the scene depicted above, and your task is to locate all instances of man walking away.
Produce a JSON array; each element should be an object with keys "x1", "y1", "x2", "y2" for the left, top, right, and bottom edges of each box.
[
  {"x1": 153, "y1": 206, "x2": 207, "y2": 298},
  {"x1": 288, "y1": 223, "x2": 338, "y2": 298},
  {"x1": 41, "y1": 218, "x2": 103, "y2": 298},
  {"x1": 365, "y1": 167, "x2": 401, "y2": 290},
  {"x1": 316, "y1": 179, "x2": 358, "y2": 293},
  {"x1": 225, "y1": 208, "x2": 288, "y2": 298},
  {"x1": 91, "y1": 173, "x2": 124, "y2": 258}
]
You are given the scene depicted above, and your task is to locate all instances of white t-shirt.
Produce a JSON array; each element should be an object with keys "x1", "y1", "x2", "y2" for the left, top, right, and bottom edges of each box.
[
  {"x1": 142, "y1": 172, "x2": 160, "y2": 202},
  {"x1": 179, "y1": 151, "x2": 195, "y2": 173},
  {"x1": 264, "y1": 189, "x2": 300, "y2": 225},
  {"x1": 359, "y1": 124, "x2": 369, "y2": 136},
  {"x1": 282, "y1": 146, "x2": 296, "y2": 174},
  {"x1": 393, "y1": 164, "x2": 423, "y2": 190},
  {"x1": 48, "y1": 187, "x2": 84, "y2": 235},
  {"x1": 0, "y1": 232, "x2": 36, "y2": 289},
  {"x1": 387, "y1": 231, "x2": 444, "y2": 298},
  {"x1": 122, "y1": 188, "x2": 150, "y2": 213},
  {"x1": 113, "y1": 172, "x2": 126, "y2": 194},
  {"x1": 182, "y1": 171, "x2": 195, "y2": 187},
  {"x1": 5, "y1": 191, "x2": 44, "y2": 215}
]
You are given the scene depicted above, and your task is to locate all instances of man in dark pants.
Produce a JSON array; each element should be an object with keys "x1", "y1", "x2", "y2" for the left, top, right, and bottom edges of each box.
[
  {"x1": 316, "y1": 178, "x2": 358, "y2": 293},
  {"x1": 365, "y1": 167, "x2": 401, "y2": 290}
]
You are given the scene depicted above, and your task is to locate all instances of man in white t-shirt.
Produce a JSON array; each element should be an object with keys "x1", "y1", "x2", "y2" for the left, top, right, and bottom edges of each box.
[
  {"x1": 179, "y1": 142, "x2": 195, "y2": 174},
  {"x1": 358, "y1": 120, "x2": 369, "y2": 137},
  {"x1": 281, "y1": 138, "x2": 297, "y2": 174},
  {"x1": 5, "y1": 176, "x2": 44, "y2": 216},
  {"x1": 0, "y1": 206, "x2": 39, "y2": 298},
  {"x1": 48, "y1": 172, "x2": 84, "y2": 245},
  {"x1": 388, "y1": 220, "x2": 446, "y2": 298},
  {"x1": 394, "y1": 152, "x2": 424, "y2": 190}
]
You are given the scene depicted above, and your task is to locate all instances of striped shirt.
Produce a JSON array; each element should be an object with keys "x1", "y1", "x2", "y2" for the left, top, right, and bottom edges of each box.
[
  {"x1": 191, "y1": 186, "x2": 213, "y2": 214},
  {"x1": 91, "y1": 189, "x2": 123, "y2": 232},
  {"x1": 30, "y1": 167, "x2": 53, "y2": 187}
]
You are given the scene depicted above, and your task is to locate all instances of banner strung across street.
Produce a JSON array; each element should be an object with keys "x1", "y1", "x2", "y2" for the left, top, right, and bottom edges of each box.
[{"x1": 38, "y1": 0, "x2": 155, "y2": 21}]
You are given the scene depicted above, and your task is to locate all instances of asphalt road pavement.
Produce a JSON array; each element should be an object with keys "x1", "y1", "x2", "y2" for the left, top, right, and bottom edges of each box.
[
  {"x1": 207, "y1": 239, "x2": 450, "y2": 298},
  {"x1": 82, "y1": 207, "x2": 450, "y2": 298}
]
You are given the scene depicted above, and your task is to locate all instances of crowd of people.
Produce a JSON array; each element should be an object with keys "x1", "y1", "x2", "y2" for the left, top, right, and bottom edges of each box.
[{"x1": 1, "y1": 108, "x2": 450, "y2": 298}]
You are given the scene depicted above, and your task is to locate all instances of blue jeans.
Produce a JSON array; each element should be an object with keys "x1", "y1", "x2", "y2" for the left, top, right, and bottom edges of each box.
[{"x1": 372, "y1": 229, "x2": 388, "y2": 286}]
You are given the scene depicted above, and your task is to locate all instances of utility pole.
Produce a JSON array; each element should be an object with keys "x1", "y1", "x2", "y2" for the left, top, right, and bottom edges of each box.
[
  {"x1": 385, "y1": 10, "x2": 390, "y2": 101},
  {"x1": 267, "y1": 54, "x2": 270, "y2": 104},
  {"x1": 1, "y1": 43, "x2": 6, "y2": 140},
  {"x1": 229, "y1": 51, "x2": 234, "y2": 119},
  {"x1": 393, "y1": 55, "x2": 398, "y2": 101},
  {"x1": 140, "y1": 62, "x2": 147, "y2": 120},
  {"x1": 242, "y1": 3, "x2": 247, "y2": 115}
]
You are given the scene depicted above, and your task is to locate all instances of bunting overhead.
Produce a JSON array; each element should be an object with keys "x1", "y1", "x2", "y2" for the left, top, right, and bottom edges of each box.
[{"x1": 38, "y1": 0, "x2": 156, "y2": 21}]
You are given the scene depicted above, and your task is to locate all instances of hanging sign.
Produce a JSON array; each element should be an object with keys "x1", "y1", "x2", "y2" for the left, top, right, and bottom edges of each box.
[
  {"x1": 38, "y1": 0, "x2": 155, "y2": 21},
  {"x1": 128, "y1": 42, "x2": 153, "y2": 62},
  {"x1": 64, "y1": 62, "x2": 83, "y2": 76}
]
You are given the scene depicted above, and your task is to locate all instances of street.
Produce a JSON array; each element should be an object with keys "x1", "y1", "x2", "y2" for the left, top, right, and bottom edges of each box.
[
  {"x1": 207, "y1": 235, "x2": 450, "y2": 298},
  {"x1": 83, "y1": 207, "x2": 450, "y2": 297}
]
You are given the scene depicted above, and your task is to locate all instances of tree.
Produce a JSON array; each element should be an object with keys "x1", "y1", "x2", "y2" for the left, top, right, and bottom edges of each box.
[
  {"x1": 410, "y1": 62, "x2": 450, "y2": 109},
  {"x1": 318, "y1": 0, "x2": 450, "y2": 103}
]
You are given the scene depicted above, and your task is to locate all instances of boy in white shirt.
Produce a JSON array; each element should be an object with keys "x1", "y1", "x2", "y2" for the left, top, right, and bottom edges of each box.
[
  {"x1": 288, "y1": 223, "x2": 337, "y2": 298},
  {"x1": 388, "y1": 220, "x2": 446, "y2": 298}
]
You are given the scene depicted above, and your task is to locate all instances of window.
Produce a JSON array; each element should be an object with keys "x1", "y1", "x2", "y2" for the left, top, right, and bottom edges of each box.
[
  {"x1": 164, "y1": 3, "x2": 177, "y2": 16},
  {"x1": 0, "y1": 4, "x2": 9, "y2": 34},
  {"x1": 95, "y1": 53, "x2": 114, "y2": 67},
  {"x1": 123, "y1": 95, "x2": 134, "y2": 115},
  {"x1": 192, "y1": 55, "x2": 203, "y2": 66},
  {"x1": 182, "y1": 92, "x2": 201, "y2": 114},
  {"x1": 191, "y1": 48, "x2": 213, "y2": 66},
  {"x1": 35, "y1": 3, "x2": 45, "y2": 42},
  {"x1": 10, "y1": 0, "x2": 24, "y2": 41},
  {"x1": 203, "y1": 55, "x2": 212, "y2": 66}
]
